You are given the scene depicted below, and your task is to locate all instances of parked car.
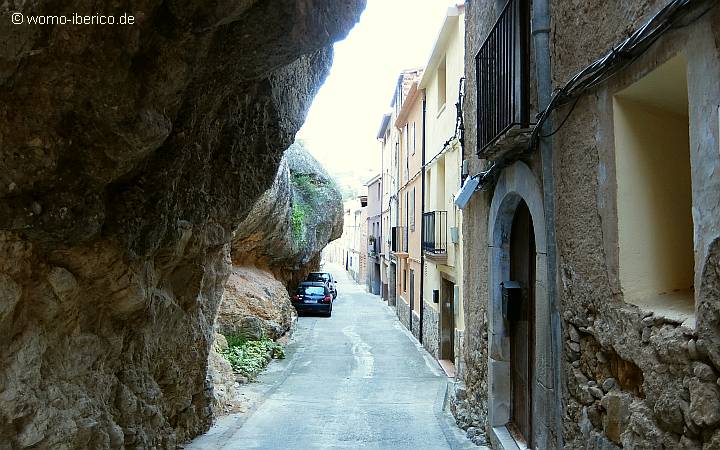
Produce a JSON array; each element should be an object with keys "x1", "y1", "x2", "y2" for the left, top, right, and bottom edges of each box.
[
  {"x1": 291, "y1": 281, "x2": 333, "y2": 317},
  {"x1": 305, "y1": 272, "x2": 337, "y2": 299}
]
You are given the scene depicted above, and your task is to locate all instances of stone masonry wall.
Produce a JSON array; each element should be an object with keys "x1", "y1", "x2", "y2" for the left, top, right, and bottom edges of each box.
[
  {"x1": 422, "y1": 301, "x2": 439, "y2": 359},
  {"x1": 397, "y1": 296, "x2": 411, "y2": 332},
  {"x1": 459, "y1": 0, "x2": 510, "y2": 434},
  {"x1": 551, "y1": 3, "x2": 720, "y2": 448},
  {"x1": 411, "y1": 311, "x2": 421, "y2": 341},
  {"x1": 462, "y1": 1, "x2": 720, "y2": 448}
]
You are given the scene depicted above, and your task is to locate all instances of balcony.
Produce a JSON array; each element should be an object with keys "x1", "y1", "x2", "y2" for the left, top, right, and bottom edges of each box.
[
  {"x1": 422, "y1": 211, "x2": 447, "y2": 257},
  {"x1": 391, "y1": 226, "x2": 408, "y2": 257},
  {"x1": 367, "y1": 236, "x2": 380, "y2": 258},
  {"x1": 475, "y1": 0, "x2": 531, "y2": 159}
]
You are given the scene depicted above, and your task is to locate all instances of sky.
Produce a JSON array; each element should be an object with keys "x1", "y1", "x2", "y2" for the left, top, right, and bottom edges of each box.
[{"x1": 296, "y1": 0, "x2": 456, "y2": 190}]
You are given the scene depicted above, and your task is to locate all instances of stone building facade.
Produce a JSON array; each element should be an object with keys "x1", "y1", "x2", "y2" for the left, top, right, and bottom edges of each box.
[{"x1": 460, "y1": 0, "x2": 720, "y2": 449}]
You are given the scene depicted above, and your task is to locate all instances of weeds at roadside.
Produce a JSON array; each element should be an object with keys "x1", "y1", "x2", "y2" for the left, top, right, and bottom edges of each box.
[{"x1": 221, "y1": 336, "x2": 285, "y2": 380}]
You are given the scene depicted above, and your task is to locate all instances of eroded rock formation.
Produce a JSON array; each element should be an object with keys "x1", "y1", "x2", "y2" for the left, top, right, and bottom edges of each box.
[
  {"x1": 231, "y1": 142, "x2": 344, "y2": 281},
  {"x1": 218, "y1": 142, "x2": 343, "y2": 340},
  {"x1": 0, "y1": 1, "x2": 363, "y2": 447}
]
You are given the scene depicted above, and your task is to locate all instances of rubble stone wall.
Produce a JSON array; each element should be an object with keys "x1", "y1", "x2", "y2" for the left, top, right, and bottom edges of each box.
[
  {"x1": 422, "y1": 301, "x2": 440, "y2": 359},
  {"x1": 462, "y1": 1, "x2": 720, "y2": 448},
  {"x1": 552, "y1": 3, "x2": 720, "y2": 448}
]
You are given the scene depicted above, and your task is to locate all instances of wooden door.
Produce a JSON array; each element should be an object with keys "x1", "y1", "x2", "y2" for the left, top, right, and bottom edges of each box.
[
  {"x1": 440, "y1": 279, "x2": 455, "y2": 361},
  {"x1": 508, "y1": 200, "x2": 536, "y2": 447},
  {"x1": 409, "y1": 269, "x2": 415, "y2": 310}
]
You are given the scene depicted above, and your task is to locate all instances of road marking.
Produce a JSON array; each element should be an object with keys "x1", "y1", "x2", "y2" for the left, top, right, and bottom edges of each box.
[{"x1": 342, "y1": 325, "x2": 375, "y2": 378}]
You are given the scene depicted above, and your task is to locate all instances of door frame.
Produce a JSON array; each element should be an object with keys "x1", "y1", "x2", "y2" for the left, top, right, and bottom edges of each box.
[{"x1": 486, "y1": 162, "x2": 559, "y2": 449}]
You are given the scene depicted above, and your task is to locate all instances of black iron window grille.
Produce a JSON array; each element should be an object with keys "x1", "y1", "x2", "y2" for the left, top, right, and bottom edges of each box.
[
  {"x1": 422, "y1": 211, "x2": 447, "y2": 254},
  {"x1": 475, "y1": 0, "x2": 531, "y2": 155}
]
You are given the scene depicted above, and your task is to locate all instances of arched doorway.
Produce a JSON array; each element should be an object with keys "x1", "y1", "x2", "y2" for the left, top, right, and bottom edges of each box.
[{"x1": 486, "y1": 162, "x2": 558, "y2": 449}]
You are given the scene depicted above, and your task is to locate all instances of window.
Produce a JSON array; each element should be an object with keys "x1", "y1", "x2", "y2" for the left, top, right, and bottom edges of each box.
[
  {"x1": 307, "y1": 273, "x2": 330, "y2": 283},
  {"x1": 412, "y1": 122, "x2": 417, "y2": 155},
  {"x1": 410, "y1": 188, "x2": 416, "y2": 231},
  {"x1": 405, "y1": 191, "x2": 409, "y2": 228},
  {"x1": 405, "y1": 124, "x2": 410, "y2": 154},
  {"x1": 403, "y1": 266, "x2": 408, "y2": 292},
  {"x1": 613, "y1": 54, "x2": 694, "y2": 326},
  {"x1": 437, "y1": 57, "x2": 447, "y2": 112},
  {"x1": 298, "y1": 285, "x2": 326, "y2": 296}
]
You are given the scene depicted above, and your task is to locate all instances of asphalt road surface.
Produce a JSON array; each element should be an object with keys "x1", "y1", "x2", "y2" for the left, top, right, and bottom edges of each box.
[{"x1": 187, "y1": 264, "x2": 472, "y2": 450}]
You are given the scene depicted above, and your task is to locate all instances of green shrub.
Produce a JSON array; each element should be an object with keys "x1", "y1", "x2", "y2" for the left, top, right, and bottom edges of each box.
[
  {"x1": 290, "y1": 171, "x2": 334, "y2": 245},
  {"x1": 291, "y1": 203, "x2": 307, "y2": 244},
  {"x1": 221, "y1": 336, "x2": 285, "y2": 380}
]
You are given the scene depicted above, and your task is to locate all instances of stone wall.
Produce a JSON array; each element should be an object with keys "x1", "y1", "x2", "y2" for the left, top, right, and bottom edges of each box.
[
  {"x1": 459, "y1": 0, "x2": 505, "y2": 438},
  {"x1": 397, "y1": 296, "x2": 411, "y2": 332},
  {"x1": 0, "y1": 1, "x2": 364, "y2": 447},
  {"x1": 455, "y1": 329, "x2": 465, "y2": 379},
  {"x1": 422, "y1": 301, "x2": 439, "y2": 359},
  {"x1": 411, "y1": 311, "x2": 421, "y2": 341},
  {"x1": 551, "y1": 3, "x2": 720, "y2": 448},
  {"x1": 461, "y1": 1, "x2": 720, "y2": 448}
]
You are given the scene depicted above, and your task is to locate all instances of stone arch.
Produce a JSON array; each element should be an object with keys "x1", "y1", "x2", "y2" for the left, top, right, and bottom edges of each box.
[{"x1": 486, "y1": 161, "x2": 556, "y2": 448}]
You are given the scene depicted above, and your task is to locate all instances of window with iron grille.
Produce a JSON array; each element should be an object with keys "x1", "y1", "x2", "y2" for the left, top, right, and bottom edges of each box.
[{"x1": 475, "y1": 0, "x2": 531, "y2": 155}]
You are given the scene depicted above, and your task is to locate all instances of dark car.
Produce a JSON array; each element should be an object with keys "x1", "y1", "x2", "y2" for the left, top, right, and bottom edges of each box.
[
  {"x1": 291, "y1": 282, "x2": 333, "y2": 317},
  {"x1": 305, "y1": 272, "x2": 337, "y2": 299}
]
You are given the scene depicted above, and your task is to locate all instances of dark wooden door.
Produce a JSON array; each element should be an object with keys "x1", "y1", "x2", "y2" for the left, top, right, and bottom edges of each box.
[
  {"x1": 440, "y1": 279, "x2": 455, "y2": 361},
  {"x1": 508, "y1": 200, "x2": 536, "y2": 447},
  {"x1": 409, "y1": 269, "x2": 415, "y2": 310}
]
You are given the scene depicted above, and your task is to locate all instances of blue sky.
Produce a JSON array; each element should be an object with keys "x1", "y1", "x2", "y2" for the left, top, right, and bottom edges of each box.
[{"x1": 297, "y1": 0, "x2": 456, "y2": 186}]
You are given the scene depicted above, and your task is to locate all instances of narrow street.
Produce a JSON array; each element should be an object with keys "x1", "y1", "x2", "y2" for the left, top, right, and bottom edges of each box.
[{"x1": 187, "y1": 264, "x2": 473, "y2": 450}]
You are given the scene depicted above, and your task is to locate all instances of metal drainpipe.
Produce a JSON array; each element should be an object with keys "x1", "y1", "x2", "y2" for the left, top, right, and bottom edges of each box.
[
  {"x1": 532, "y1": 0, "x2": 563, "y2": 447},
  {"x1": 419, "y1": 92, "x2": 427, "y2": 345}
]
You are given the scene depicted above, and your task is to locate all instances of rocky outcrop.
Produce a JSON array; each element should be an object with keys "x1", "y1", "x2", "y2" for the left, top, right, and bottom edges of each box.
[
  {"x1": 207, "y1": 334, "x2": 240, "y2": 415},
  {"x1": 0, "y1": 1, "x2": 363, "y2": 448},
  {"x1": 231, "y1": 142, "x2": 344, "y2": 282},
  {"x1": 217, "y1": 266, "x2": 295, "y2": 341},
  {"x1": 217, "y1": 142, "x2": 343, "y2": 343}
]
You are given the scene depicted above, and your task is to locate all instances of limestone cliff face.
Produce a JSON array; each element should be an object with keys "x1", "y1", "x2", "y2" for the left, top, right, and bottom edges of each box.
[{"x1": 0, "y1": 1, "x2": 363, "y2": 448}]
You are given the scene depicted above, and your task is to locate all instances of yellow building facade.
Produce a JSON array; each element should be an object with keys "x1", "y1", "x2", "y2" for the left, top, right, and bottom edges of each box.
[
  {"x1": 418, "y1": 5, "x2": 465, "y2": 372},
  {"x1": 395, "y1": 80, "x2": 424, "y2": 336}
]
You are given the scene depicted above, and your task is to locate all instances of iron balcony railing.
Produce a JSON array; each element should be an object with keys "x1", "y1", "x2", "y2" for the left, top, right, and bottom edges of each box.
[
  {"x1": 391, "y1": 226, "x2": 408, "y2": 253},
  {"x1": 422, "y1": 211, "x2": 447, "y2": 254},
  {"x1": 475, "y1": 0, "x2": 531, "y2": 155},
  {"x1": 368, "y1": 236, "x2": 380, "y2": 257}
]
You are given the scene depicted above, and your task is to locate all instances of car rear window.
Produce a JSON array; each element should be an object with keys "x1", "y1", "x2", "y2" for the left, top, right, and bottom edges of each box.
[
  {"x1": 307, "y1": 273, "x2": 329, "y2": 282},
  {"x1": 298, "y1": 286, "x2": 325, "y2": 295}
]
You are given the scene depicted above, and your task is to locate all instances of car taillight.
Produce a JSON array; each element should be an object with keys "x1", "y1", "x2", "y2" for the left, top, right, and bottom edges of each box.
[
  {"x1": 292, "y1": 295, "x2": 299, "y2": 301},
  {"x1": 323, "y1": 295, "x2": 332, "y2": 303}
]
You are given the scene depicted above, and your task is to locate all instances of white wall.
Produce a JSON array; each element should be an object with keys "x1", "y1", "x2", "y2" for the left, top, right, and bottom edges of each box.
[{"x1": 613, "y1": 97, "x2": 694, "y2": 316}]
